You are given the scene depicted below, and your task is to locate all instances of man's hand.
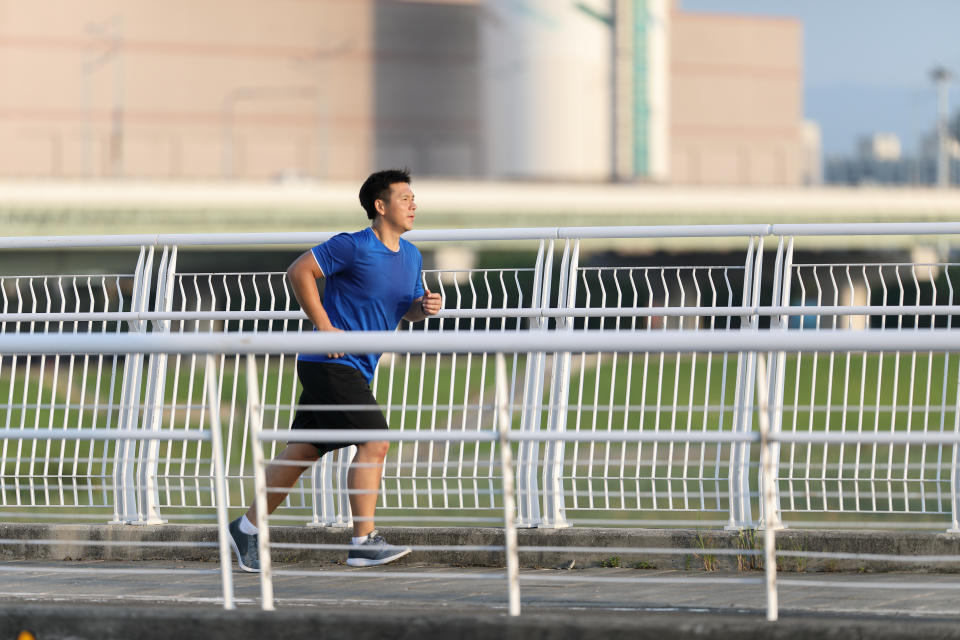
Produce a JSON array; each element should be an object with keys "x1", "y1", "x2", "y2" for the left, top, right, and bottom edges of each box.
[
  {"x1": 319, "y1": 324, "x2": 345, "y2": 358},
  {"x1": 420, "y1": 288, "x2": 442, "y2": 316}
]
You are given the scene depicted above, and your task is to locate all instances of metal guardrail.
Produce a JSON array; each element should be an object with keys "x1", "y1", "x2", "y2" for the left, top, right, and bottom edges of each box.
[
  {"x1": 5, "y1": 331, "x2": 960, "y2": 620},
  {"x1": 2, "y1": 224, "x2": 960, "y2": 531}
]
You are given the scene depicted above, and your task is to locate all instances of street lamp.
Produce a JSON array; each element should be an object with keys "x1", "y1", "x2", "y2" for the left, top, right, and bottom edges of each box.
[{"x1": 931, "y1": 66, "x2": 954, "y2": 188}]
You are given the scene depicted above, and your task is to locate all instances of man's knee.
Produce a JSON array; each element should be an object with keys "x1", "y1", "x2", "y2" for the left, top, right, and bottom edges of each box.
[{"x1": 357, "y1": 440, "x2": 389, "y2": 460}]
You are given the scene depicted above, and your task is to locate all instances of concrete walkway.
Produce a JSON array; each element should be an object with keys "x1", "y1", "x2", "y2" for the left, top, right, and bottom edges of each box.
[
  {"x1": 5, "y1": 523, "x2": 960, "y2": 639},
  {"x1": 3, "y1": 559, "x2": 960, "y2": 617},
  {"x1": 3, "y1": 559, "x2": 960, "y2": 639}
]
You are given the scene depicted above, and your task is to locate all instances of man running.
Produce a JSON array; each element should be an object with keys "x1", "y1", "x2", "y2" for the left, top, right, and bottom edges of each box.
[{"x1": 228, "y1": 168, "x2": 442, "y2": 570}]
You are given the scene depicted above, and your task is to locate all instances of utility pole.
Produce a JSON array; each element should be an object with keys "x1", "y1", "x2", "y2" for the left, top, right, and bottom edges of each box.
[{"x1": 931, "y1": 66, "x2": 953, "y2": 188}]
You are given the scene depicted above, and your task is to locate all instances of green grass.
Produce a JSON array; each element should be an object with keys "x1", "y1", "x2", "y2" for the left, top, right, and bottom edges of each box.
[
  {"x1": 4, "y1": 351, "x2": 960, "y2": 522},
  {"x1": 7, "y1": 351, "x2": 956, "y2": 434}
]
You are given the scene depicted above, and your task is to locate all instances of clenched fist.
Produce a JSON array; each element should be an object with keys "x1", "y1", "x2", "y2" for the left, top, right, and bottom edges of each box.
[{"x1": 420, "y1": 288, "x2": 443, "y2": 316}]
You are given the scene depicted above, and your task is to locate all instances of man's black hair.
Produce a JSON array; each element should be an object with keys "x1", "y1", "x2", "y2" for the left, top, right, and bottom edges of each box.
[{"x1": 359, "y1": 168, "x2": 411, "y2": 220}]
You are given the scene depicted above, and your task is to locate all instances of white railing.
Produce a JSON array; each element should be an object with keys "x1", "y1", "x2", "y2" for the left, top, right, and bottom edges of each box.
[
  {"x1": 5, "y1": 329, "x2": 960, "y2": 620},
  {"x1": 2, "y1": 224, "x2": 960, "y2": 530}
]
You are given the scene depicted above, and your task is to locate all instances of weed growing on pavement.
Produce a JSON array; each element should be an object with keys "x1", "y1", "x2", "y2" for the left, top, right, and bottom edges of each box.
[
  {"x1": 694, "y1": 532, "x2": 719, "y2": 571},
  {"x1": 735, "y1": 529, "x2": 762, "y2": 572}
]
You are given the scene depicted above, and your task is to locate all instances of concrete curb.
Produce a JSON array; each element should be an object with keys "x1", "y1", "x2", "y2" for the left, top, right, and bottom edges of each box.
[
  {"x1": 3, "y1": 602, "x2": 960, "y2": 640},
  {"x1": 3, "y1": 523, "x2": 960, "y2": 572}
]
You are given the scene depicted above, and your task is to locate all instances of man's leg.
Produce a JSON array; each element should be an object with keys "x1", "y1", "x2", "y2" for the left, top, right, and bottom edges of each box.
[
  {"x1": 229, "y1": 442, "x2": 319, "y2": 572},
  {"x1": 347, "y1": 440, "x2": 389, "y2": 538},
  {"x1": 245, "y1": 442, "x2": 320, "y2": 524},
  {"x1": 345, "y1": 439, "x2": 411, "y2": 567}
]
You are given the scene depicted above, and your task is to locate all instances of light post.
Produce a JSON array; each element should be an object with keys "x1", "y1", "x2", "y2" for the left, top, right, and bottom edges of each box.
[{"x1": 931, "y1": 66, "x2": 954, "y2": 188}]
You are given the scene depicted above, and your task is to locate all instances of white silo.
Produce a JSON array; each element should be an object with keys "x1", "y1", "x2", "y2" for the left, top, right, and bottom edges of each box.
[{"x1": 482, "y1": 0, "x2": 613, "y2": 181}]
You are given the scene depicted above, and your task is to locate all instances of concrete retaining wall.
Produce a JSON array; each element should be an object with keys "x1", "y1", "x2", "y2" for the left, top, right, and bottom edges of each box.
[{"x1": 3, "y1": 523, "x2": 960, "y2": 573}]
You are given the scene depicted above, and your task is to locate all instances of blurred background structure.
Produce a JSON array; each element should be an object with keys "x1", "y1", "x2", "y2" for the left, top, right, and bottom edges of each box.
[
  {"x1": 0, "y1": 0, "x2": 957, "y2": 237},
  {"x1": 0, "y1": 0, "x2": 807, "y2": 185}
]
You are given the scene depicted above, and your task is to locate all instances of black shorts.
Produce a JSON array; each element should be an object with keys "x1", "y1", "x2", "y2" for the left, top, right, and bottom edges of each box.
[{"x1": 289, "y1": 360, "x2": 388, "y2": 456}]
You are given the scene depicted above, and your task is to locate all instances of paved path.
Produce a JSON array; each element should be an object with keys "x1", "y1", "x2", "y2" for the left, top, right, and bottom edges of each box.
[{"x1": 3, "y1": 559, "x2": 960, "y2": 619}]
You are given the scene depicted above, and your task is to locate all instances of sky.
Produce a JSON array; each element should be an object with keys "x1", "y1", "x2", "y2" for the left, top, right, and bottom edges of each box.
[{"x1": 680, "y1": 0, "x2": 960, "y2": 155}]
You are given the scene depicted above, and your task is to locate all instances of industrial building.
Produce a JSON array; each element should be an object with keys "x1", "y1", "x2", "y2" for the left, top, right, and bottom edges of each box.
[{"x1": 0, "y1": 0, "x2": 809, "y2": 186}]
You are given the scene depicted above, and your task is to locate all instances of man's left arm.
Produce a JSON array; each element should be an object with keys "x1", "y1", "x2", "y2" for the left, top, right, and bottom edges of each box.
[{"x1": 404, "y1": 287, "x2": 442, "y2": 322}]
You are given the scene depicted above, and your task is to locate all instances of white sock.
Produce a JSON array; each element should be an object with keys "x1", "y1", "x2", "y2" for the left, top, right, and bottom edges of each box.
[
  {"x1": 239, "y1": 514, "x2": 258, "y2": 535},
  {"x1": 351, "y1": 535, "x2": 368, "y2": 545}
]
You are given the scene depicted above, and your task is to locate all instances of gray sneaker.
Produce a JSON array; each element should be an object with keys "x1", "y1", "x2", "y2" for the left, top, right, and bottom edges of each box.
[
  {"x1": 227, "y1": 517, "x2": 260, "y2": 573},
  {"x1": 346, "y1": 530, "x2": 411, "y2": 567}
]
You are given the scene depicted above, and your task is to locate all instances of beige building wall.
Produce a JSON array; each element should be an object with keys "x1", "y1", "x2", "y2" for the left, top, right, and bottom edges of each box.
[
  {"x1": 0, "y1": 0, "x2": 376, "y2": 180},
  {"x1": 669, "y1": 9, "x2": 804, "y2": 186},
  {"x1": 0, "y1": 0, "x2": 483, "y2": 181},
  {"x1": 0, "y1": 0, "x2": 802, "y2": 186}
]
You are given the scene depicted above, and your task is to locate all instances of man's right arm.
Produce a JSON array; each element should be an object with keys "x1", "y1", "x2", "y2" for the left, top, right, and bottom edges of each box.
[{"x1": 287, "y1": 250, "x2": 344, "y2": 357}]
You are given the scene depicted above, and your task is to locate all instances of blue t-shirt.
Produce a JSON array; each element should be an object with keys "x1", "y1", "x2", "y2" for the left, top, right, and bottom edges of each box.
[{"x1": 298, "y1": 227, "x2": 425, "y2": 382}]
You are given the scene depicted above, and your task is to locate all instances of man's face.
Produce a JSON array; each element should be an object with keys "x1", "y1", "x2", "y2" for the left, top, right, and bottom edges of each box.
[{"x1": 378, "y1": 182, "x2": 417, "y2": 232}]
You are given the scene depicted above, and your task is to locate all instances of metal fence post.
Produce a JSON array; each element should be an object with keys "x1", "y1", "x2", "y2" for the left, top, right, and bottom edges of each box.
[
  {"x1": 951, "y1": 418, "x2": 960, "y2": 532},
  {"x1": 755, "y1": 353, "x2": 779, "y2": 621},
  {"x1": 308, "y1": 453, "x2": 338, "y2": 526},
  {"x1": 110, "y1": 246, "x2": 153, "y2": 524},
  {"x1": 206, "y1": 354, "x2": 236, "y2": 610},
  {"x1": 727, "y1": 237, "x2": 763, "y2": 530},
  {"x1": 515, "y1": 239, "x2": 552, "y2": 527},
  {"x1": 496, "y1": 352, "x2": 521, "y2": 616},
  {"x1": 335, "y1": 447, "x2": 355, "y2": 525},
  {"x1": 950, "y1": 345, "x2": 960, "y2": 532},
  {"x1": 759, "y1": 237, "x2": 792, "y2": 530},
  {"x1": 245, "y1": 354, "x2": 274, "y2": 610},
  {"x1": 135, "y1": 245, "x2": 178, "y2": 524},
  {"x1": 541, "y1": 239, "x2": 579, "y2": 528},
  {"x1": 307, "y1": 447, "x2": 353, "y2": 528}
]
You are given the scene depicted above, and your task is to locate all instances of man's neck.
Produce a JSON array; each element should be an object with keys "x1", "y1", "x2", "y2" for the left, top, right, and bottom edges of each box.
[{"x1": 371, "y1": 222, "x2": 401, "y2": 251}]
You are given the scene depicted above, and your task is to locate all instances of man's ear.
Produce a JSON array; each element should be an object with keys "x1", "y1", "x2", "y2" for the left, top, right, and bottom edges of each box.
[{"x1": 374, "y1": 199, "x2": 386, "y2": 216}]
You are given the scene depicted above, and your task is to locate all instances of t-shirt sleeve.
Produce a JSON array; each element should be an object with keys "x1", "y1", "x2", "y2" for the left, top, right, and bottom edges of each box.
[
  {"x1": 311, "y1": 233, "x2": 356, "y2": 278},
  {"x1": 413, "y1": 250, "x2": 425, "y2": 299}
]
